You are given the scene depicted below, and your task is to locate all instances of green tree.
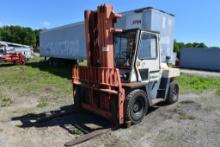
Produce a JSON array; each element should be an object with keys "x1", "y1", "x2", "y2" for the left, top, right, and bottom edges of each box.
[
  {"x1": 34, "y1": 29, "x2": 42, "y2": 48},
  {"x1": 174, "y1": 40, "x2": 185, "y2": 58},
  {"x1": 0, "y1": 25, "x2": 42, "y2": 48},
  {"x1": 174, "y1": 41, "x2": 210, "y2": 58},
  {"x1": 197, "y1": 43, "x2": 207, "y2": 48}
]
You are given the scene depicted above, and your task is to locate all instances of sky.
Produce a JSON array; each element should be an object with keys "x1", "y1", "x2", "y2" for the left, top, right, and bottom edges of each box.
[{"x1": 0, "y1": 0, "x2": 220, "y2": 47}]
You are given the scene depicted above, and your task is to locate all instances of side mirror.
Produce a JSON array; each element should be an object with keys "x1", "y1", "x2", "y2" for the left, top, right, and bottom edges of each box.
[
  {"x1": 166, "y1": 56, "x2": 171, "y2": 60},
  {"x1": 166, "y1": 56, "x2": 171, "y2": 64}
]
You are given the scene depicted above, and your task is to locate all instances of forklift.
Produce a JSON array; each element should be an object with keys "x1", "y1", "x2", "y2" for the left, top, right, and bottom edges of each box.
[{"x1": 72, "y1": 4, "x2": 180, "y2": 127}]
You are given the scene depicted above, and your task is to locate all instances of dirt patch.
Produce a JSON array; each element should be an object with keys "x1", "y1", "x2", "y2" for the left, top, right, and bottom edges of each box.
[
  {"x1": 44, "y1": 87, "x2": 55, "y2": 92},
  {"x1": 167, "y1": 100, "x2": 201, "y2": 120},
  {"x1": 0, "y1": 97, "x2": 13, "y2": 107}
]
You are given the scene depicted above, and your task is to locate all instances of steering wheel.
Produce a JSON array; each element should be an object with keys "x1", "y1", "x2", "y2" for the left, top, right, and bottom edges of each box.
[{"x1": 121, "y1": 50, "x2": 129, "y2": 58}]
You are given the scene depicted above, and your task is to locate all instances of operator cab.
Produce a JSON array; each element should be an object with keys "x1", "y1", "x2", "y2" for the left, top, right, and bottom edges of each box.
[{"x1": 114, "y1": 29, "x2": 160, "y2": 83}]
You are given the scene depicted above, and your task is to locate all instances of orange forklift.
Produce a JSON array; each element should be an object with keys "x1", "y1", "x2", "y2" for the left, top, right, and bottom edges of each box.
[
  {"x1": 68, "y1": 4, "x2": 180, "y2": 146},
  {"x1": 72, "y1": 3, "x2": 179, "y2": 130}
]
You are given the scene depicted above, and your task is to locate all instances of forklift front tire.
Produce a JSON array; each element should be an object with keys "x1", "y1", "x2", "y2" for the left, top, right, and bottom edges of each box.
[{"x1": 125, "y1": 89, "x2": 148, "y2": 125}]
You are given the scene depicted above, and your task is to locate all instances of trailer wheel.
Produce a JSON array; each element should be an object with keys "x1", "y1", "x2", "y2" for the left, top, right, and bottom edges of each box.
[
  {"x1": 125, "y1": 89, "x2": 148, "y2": 124},
  {"x1": 165, "y1": 80, "x2": 179, "y2": 104}
]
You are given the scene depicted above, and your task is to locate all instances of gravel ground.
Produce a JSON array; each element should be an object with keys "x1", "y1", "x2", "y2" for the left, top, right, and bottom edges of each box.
[
  {"x1": 79, "y1": 92, "x2": 220, "y2": 147},
  {"x1": 1, "y1": 91, "x2": 220, "y2": 147}
]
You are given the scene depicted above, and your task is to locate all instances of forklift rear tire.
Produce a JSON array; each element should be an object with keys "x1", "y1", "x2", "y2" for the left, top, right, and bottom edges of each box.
[
  {"x1": 165, "y1": 80, "x2": 179, "y2": 104},
  {"x1": 125, "y1": 89, "x2": 148, "y2": 124}
]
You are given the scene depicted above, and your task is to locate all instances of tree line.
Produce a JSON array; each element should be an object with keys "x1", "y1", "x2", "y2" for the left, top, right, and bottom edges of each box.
[
  {"x1": 174, "y1": 40, "x2": 219, "y2": 58},
  {"x1": 174, "y1": 40, "x2": 207, "y2": 58},
  {"x1": 0, "y1": 25, "x2": 42, "y2": 50}
]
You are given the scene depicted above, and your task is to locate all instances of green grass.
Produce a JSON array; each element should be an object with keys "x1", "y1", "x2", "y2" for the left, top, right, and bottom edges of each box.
[
  {"x1": 0, "y1": 58, "x2": 72, "y2": 95},
  {"x1": 0, "y1": 96, "x2": 13, "y2": 107},
  {"x1": 78, "y1": 60, "x2": 87, "y2": 66},
  {"x1": 37, "y1": 98, "x2": 49, "y2": 108},
  {"x1": 0, "y1": 57, "x2": 73, "y2": 109},
  {"x1": 177, "y1": 73, "x2": 220, "y2": 95},
  {"x1": 0, "y1": 57, "x2": 220, "y2": 109},
  {"x1": 69, "y1": 128, "x2": 82, "y2": 135}
]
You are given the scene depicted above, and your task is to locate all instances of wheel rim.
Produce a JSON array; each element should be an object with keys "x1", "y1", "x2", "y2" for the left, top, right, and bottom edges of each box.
[
  {"x1": 131, "y1": 96, "x2": 145, "y2": 120},
  {"x1": 133, "y1": 99, "x2": 142, "y2": 113}
]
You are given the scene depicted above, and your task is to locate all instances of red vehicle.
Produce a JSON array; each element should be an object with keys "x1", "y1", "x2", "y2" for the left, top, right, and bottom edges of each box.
[{"x1": 0, "y1": 52, "x2": 26, "y2": 65}]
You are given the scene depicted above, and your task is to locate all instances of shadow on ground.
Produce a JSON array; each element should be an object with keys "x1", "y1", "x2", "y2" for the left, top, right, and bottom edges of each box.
[
  {"x1": 26, "y1": 61, "x2": 72, "y2": 80},
  {"x1": 11, "y1": 105, "x2": 111, "y2": 135},
  {"x1": 0, "y1": 63, "x2": 15, "y2": 67}
]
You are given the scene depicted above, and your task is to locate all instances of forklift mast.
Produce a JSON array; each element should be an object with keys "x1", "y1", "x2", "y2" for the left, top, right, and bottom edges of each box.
[
  {"x1": 72, "y1": 4, "x2": 126, "y2": 125},
  {"x1": 84, "y1": 4, "x2": 122, "y2": 67}
]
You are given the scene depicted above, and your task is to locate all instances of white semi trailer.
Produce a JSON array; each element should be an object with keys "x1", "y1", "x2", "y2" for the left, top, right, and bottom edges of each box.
[{"x1": 40, "y1": 7, "x2": 176, "y2": 64}]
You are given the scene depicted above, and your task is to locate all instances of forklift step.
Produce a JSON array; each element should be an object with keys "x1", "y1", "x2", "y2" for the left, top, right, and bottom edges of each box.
[
  {"x1": 124, "y1": 121, "x2": 132, "y2": 128},
  {"x1": 94, "y1": 88, "x2": 118, "y2": 95},
  {"x1": 151, "y1": 98, "x2": 164, "y2": 106}
]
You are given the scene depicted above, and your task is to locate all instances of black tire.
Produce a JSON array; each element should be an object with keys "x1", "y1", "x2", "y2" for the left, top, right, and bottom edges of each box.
[
  {"x1": 125, "y1": 89, "x2": 148, "y2": 124},
  {"x1": 165, "y1": 80, "x2": 179, "y2": 104},
  {"x1": 73, "y1": 86, "x2": 81, "y2": 110},
  {"x1": 111, "y1": 96, "x2": 118, "y2": 124}
]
